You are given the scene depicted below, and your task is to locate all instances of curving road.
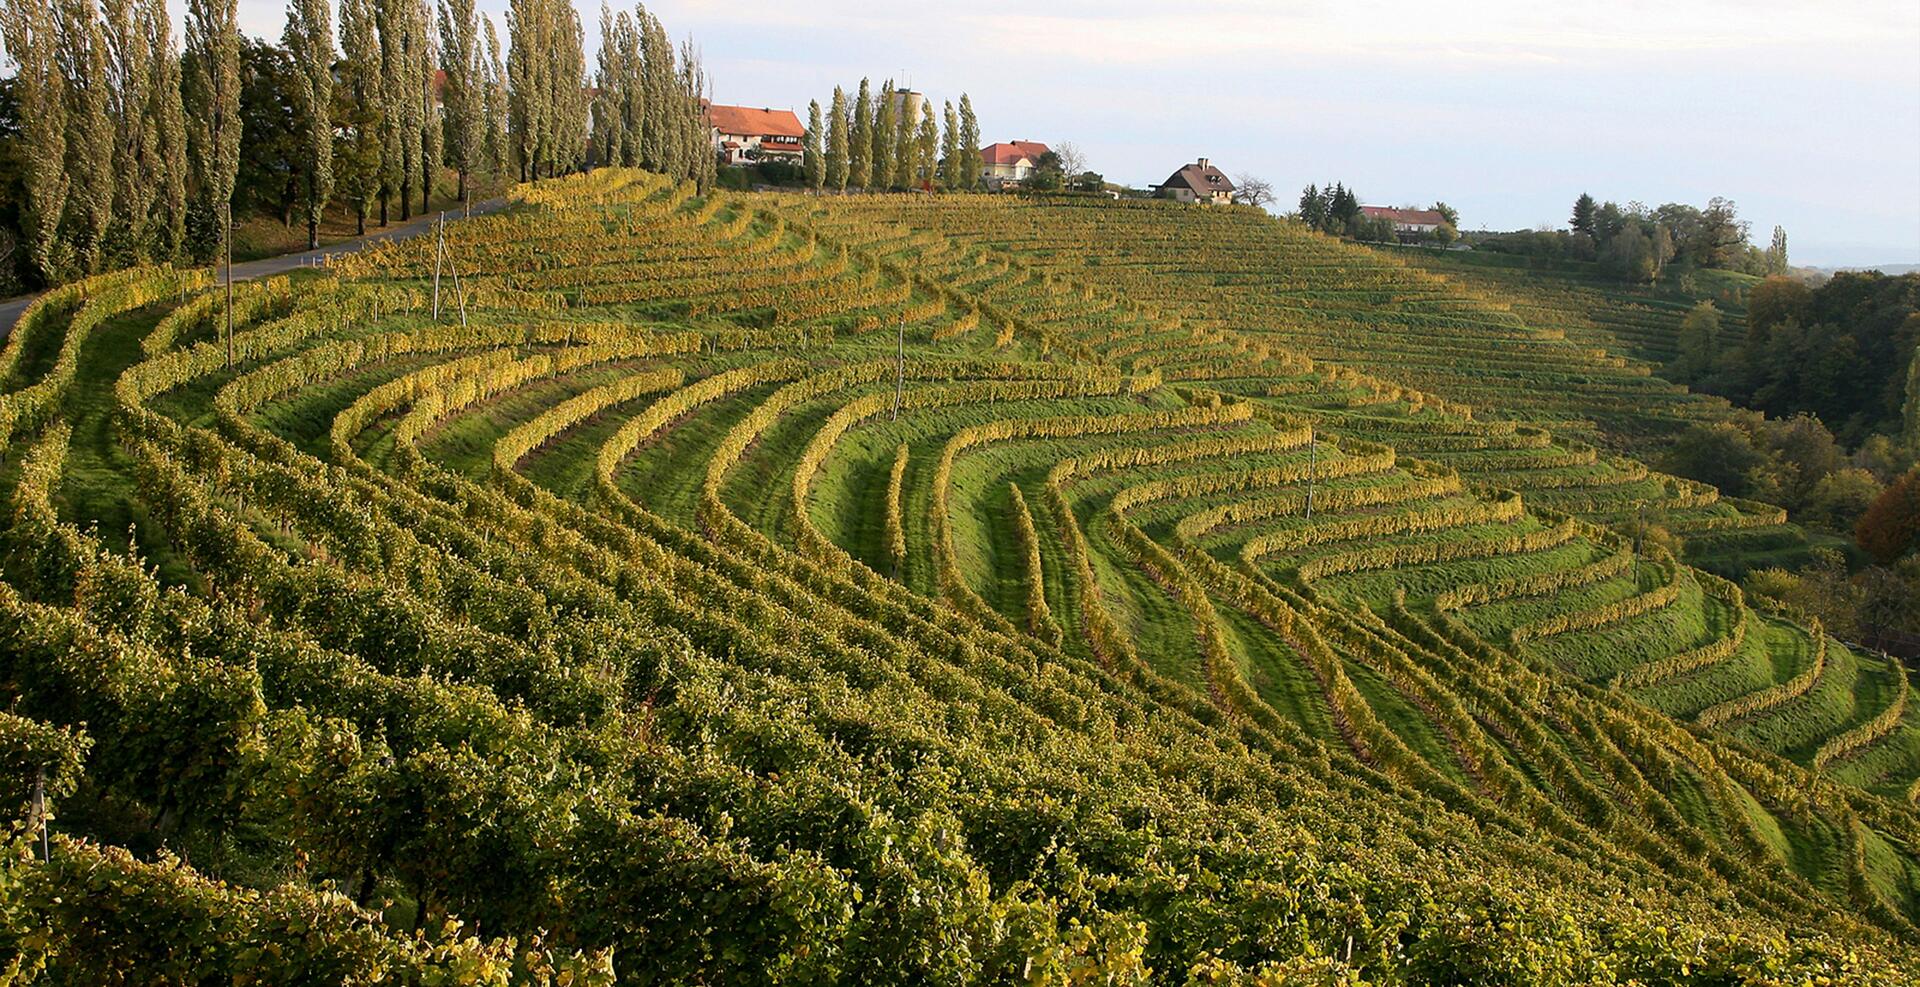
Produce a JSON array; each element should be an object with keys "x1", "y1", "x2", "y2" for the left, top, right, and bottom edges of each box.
[{"x1": 0, "y1": 198, "x2": 508, "y2": 338}]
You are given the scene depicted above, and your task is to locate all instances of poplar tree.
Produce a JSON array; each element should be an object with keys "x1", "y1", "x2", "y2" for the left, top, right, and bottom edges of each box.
[
  {"x1": 57, "y1": 0, "x2": 113, "y2": 272},
  {"x1": 337, "y1": 0, "x2": 384, "y2": 234},
  {"x1": 416, "y1": 0, "x2": 440, "y2": 212},
  {"x1": 955, "y1": 93, "x2": 979, "y2": 191},
  {"x1": 505, "y1": 0, "x2": 542, "y2": 181},
  {"x1": 591, "y1": 4, "x2": 622, "y2": 166},
  {"x1": 482, "y1": 14, "x2": 508, "y2": 178},
  {"x1": 549, "y1": 0, "x2": 587, "y2": 175},
  {"x1": 143, "y1": 0, "x2": 188, "y2": 257},
  {"x1": 803, "y1": 99, "x2": 823, "y2": 191},
  {"x1": 675, "y1": 36, "x2": 711, "y2": 190},
  {"x1": 285, "y1": 0, "x2": 334, "y2": 249},
  {"x1": 636, "y1": 8, "x2": 670, "y2": 171},
  {"x1": 0, "y1": 0, "x2": 71, "y2": 281},
  {"x1": 103, "y1": 0, "x2": 156, "y2": 262},
  {"x1": 611, "y1": 9, "x2": 640, "y2": 167},
  {"x1": 848, "y1": 78, "x2": 870, "y2": 189},
  {"x1": 439, "y1": 0, "x2": 480, "y2": 200},
  {"x1": 890, "y1": 91, "x2": 915, "y2": 190},
  {"x1": 938, "y1": 99, "x2": 957, "y2": 191},
  {"x1": 869, "y1": 80, "x2": 893, "y2": 190},
  {"x1": 825, "y1": 85, "x2": 847, "y2": 193},
  {"x1": 914, "y1": 102, "x2": 937, "y2": 190},
  {"x1": 185, "y1": 0, "x2": 240, "y2": 258},
  {"x1": 376, "y1": 0, "x2": 410, "y2": 220}
]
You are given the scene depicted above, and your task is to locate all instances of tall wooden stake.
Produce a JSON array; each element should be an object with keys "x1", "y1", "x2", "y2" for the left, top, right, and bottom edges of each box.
[
  {"x1": 224, "y1": 201, "x2": 234, "y2": 369},
  {"x1": 432, "y1": 213, "x2": 444, "y2": 321},
  {"x1": 32, "y1": 765, "x2": 47, "y2": 862},
  {"x1": 892, "y1": 318, "x2": 904, "y2": 420},
  {"x1": 1305, "y1": 429, "x2": 1316, "y2": 522}
]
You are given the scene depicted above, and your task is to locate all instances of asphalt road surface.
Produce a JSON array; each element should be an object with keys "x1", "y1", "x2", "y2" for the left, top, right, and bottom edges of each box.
[{"x1": 0, "y1": 197, "x2": 509, "y2": 338}]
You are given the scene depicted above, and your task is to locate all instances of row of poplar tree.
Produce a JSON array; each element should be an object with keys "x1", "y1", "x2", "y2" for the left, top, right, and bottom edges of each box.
[
  {"x1": 0, "y1": 0, "x2": 714, "y2": 289},
  {"x1": 799, "y1": 79, "x2": 982, "y2": 194}
]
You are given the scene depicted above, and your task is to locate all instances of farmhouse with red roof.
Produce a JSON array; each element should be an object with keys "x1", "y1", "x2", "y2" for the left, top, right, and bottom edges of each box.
[
  {"x1": 705, "y1": 103, "x2": 806, "y2": 165},
  {"x1": 1360, "y1": 206, "x2": 1448, "y2": 240},
  {"x1": 979, "y1": 140, "x2": 1051, "y2": 187}
]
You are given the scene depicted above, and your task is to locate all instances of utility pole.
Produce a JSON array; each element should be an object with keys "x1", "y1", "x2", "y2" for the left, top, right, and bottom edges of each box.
[{"x1": 224, "y1": 201, "x2": 234, "y2": 369}]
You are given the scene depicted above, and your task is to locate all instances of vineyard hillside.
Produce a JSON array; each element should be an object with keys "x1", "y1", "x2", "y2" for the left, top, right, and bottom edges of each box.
[{"x1": 2, "y1": 171, "x2": 1916, "y2": 982}]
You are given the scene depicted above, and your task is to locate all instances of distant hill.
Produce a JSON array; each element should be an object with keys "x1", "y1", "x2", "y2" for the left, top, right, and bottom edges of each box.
[{"x1": 1800, "y1": 263, "x2": 1920, "y2": 277}]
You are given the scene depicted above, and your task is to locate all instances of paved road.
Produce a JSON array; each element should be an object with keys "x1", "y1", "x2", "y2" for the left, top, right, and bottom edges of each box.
[{"x1": 0, "y1": 197, "x2": 509, "y2": 338}]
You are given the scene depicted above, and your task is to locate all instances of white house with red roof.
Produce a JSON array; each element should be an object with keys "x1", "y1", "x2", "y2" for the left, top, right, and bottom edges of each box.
[
  {"x1": 979, "y1": 140, "x2": 1051, "y2": 185},
  {"x1": 706, "y1": 104, "x2": 806, "y2": 165},
  {"x1": 1360, "y1": 206, "x2": 1447, "y2": 237}
]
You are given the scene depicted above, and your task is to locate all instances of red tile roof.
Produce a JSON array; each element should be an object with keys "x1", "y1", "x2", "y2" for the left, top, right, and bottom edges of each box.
[
  {"x1": 980, "y1": 141, "x2": 1050, "y2": 166},
  {"x1": 705, "y1": 104, "x2": 806, "y2": 139},
  {"x1": 1361, "y1": 206, "x2": 1446, "y2": 226}
]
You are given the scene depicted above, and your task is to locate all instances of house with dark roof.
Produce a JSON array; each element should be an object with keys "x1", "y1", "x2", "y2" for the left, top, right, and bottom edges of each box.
[
  {"x1": 1155, "y1": 158, "x2": 1233, "y2": 205},
  {"x1": 1360, "y1": 206, "x2": 1447, "y2": 239},
  {"x1": 980, "y1": 141, "x2": 1051, "y2": 187},
  {"x1": 705, "y1": 104, "x2": 806, "y2": 166}
]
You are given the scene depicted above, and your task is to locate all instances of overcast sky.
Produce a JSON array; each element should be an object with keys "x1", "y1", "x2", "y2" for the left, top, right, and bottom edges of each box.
[{"x1": 214, "y1": 0, "x2": 1920, "y2": 267}]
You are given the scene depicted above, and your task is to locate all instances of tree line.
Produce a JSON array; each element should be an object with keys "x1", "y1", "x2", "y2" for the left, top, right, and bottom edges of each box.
[
  {"x1": 0, "y1": 0, "x2": 713, "y2": 291},
  {"x1": 1470, "y1": 193, "x2": 1784, "y2": 283},
  {"x1": 802, "y1": 80, "x2": 980, "y2": 194},
  {"x1": 1654, "y1": 272, "x2": 1920, "y2": 654}
]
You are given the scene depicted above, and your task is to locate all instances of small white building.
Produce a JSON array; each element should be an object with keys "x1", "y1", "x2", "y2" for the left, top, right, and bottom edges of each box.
[{"x1": 705, "y1": 104, "x2": 806, "y2": 166}]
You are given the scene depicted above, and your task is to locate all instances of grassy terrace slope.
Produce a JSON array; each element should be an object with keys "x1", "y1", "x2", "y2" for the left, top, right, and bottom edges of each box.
[{"x1": 1, "y1": 172, "x2": 1915, "y2": 982}]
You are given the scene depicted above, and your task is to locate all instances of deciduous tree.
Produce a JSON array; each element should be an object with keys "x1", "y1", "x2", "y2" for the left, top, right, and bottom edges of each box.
[
  {"x1": 870, "y1": 80, "x2": 893, "y2": 190},
  {"x1": 103, "y1": 0, "x2": 156, "y2": 262},
  {"x1": 337, "y1": 0, "x2": 383, "y2": 234},
  {"x1": 848, "y1": 78, "x2": 870, "y2": 189},
  {"x1": 144, "y1": 0, "x2": 188, "y2": 258},
  {"x1": 803, "y1": 99, "x2": 823, "y2": 191},
  {"x1": 285, "y1": 0, "x2": 334, "y2": 249},
  {"x1": 913, "y1": 102, "x2": 937, "y2": 189},
  {"x1": 938, "y1": 99, "x2": 957, "y2": 190},
  {"x1": 56, "y1": 0, "x2": 113, "y2": 271},
  {"x1": 1, "y1": 0, "x2": 72, "y2": 281},
  {"x1": 438, "y1": 0, "x2": 480, "y2": 201},
  {"x1": 825, "y1": 85, "x2": 848, "y2": 192},
  {"x1": 185, "y1": 0, "x2": 242, "y2": 255},
  {"x1": 955, "y1": 93, "x2": 979, "y2": 191}
]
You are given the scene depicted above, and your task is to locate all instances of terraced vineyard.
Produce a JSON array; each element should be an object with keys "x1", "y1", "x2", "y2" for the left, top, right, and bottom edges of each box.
[
  {"x1": 4, "y1": 171, "x2": 1917, "y2": 980},
  {"x1": 810, "y1": 197, "x2": 1812, "y2": 577},
  {"x1": 1388, "y1": 247, "x2": 1756, "y2": 371}
]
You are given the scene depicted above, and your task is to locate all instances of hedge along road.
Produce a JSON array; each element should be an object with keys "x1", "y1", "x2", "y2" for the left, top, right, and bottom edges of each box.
[{"x1": 0, "y1": 198, "x2": 510, "y2": 338}]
